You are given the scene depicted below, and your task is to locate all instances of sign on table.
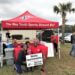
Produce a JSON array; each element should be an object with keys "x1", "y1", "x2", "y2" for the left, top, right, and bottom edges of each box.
[{"x1": 26, "y1": 53, "x2": 43, "y2": 67}]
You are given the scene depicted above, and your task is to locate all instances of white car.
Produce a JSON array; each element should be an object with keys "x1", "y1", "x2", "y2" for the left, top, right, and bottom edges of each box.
[{"x1": 64, "y1": 34, "x2": 72, "y2": 42}]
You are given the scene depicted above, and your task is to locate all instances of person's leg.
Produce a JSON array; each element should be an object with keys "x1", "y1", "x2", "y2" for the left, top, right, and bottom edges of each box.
[
  {"x1": 70, "y1": 44, "x2": 75, "y2": 56},
  {"x1": 55, "y1": 43, "x2": 58, "y2": 53},
  {"x1": 73, "y1": 44, "x2": 75, "y2": 56},
  {"x1": 41, "y1": 71, "x2": 47, "y2": 75},
  {"x1": 15, "y1": 63, "x2": 22, "y2": 74},
  {"x1": 54, "y1": 43, "x2": 58, "y2": 53},
  {"x1": 41, "y1": 59, "x2": 47, "y2": 75},
  {"x1": 21, "y1": 63, "x2": 28, "y2": 72},
  {"x1": 3, "y1": 49, "x2": 5, "y2": 57},
  {"x1": 41, "y1": 58, "x2": 46, "y2": 72},
  {"x1": 70, "y1": 44, "x2": 73, "y2": 55}
]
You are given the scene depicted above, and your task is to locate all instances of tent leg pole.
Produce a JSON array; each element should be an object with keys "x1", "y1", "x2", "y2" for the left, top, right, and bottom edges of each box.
[
  {"x1": 58, "y1": 28, "x2": 60, "y2": 59},
  {"x1": 1, "y1": 26, "x2": 3, "y2": 55},
  {"x1": 0, "y1": 26, "x2": 3, "y2": 67}
]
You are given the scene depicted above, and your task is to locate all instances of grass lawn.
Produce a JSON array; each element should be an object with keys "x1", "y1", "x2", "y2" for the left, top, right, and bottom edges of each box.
[{"x1": 0, "y1": 43, "x2": 75, "y2": 75}]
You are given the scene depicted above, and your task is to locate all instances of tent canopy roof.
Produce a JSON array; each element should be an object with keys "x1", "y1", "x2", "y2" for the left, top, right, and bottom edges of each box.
[{"x1": 2, "y1": 11, "x2": 59, "y2": 30}]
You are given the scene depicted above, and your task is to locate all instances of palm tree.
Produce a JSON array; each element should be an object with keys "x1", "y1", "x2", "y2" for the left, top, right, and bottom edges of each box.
[{"x1": 53, "y1": 2, "x2": 75, "y2": 43}]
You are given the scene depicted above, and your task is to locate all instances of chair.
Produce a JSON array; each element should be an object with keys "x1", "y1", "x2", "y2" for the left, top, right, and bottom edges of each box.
[{"x1": 0, "y1": 55, "x2": 3, "y2": 67}]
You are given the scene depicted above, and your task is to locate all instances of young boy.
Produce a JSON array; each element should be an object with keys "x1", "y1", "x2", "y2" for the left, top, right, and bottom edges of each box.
[{"x1": 15, "y1": 44, "x2": 28, "y2": 75}]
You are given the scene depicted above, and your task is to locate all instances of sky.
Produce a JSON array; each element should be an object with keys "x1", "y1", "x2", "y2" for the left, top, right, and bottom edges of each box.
[{"x1": 0, "y1": 0, "x2": 75, "y2": 25}]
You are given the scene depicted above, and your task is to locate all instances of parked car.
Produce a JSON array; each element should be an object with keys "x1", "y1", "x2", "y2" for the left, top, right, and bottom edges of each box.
[
  {"x1": 64, "y1": 34, "x2": 72, "y2": 43},
  {"x1": 59, "y1": 33, "x2": 71, "y2": 40}
]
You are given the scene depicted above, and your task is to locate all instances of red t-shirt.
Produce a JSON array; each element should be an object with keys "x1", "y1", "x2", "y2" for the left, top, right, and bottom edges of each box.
[
  {"x1": 30, "y1": 44, "x2": 48, "y2": 58},
  {"x1": 39, "y1": 44, "x2": 48, "y2": 58},
  {"x1": 14, "y1": 45, "x2": 22, "y2": 61},
  {"x1": 51, "y1": 35, "x2": 59, "y2": 44},
  {"x1": 31, "y1": 44, "x2": 42, "y2": 54}
]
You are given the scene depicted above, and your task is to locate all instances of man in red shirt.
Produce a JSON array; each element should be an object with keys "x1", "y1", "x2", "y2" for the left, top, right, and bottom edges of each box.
[
  {"x1": 30, "y1": 39, "x2": 41, "y2": 54},
  {"x1": 30, "y1": 39, "x2": 48, "y2": 74}
]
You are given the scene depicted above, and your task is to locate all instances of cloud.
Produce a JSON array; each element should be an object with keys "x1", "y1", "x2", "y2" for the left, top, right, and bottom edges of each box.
[
  {"x1": 0, "y1": 0, "x2": 75, "y2": 25},
  {"x1": 0, "y1": 4, "x2": 20, "y2": 19},
  {"x1": 0, "y1": 0, "x2": 21, "y2": 4}
]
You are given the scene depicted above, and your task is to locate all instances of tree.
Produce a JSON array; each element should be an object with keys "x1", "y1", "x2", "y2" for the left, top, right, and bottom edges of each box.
[{"x1": 53, "y1": 2, "x2": 75, "y2": 43}]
